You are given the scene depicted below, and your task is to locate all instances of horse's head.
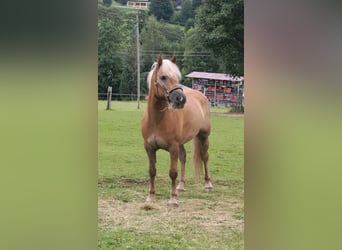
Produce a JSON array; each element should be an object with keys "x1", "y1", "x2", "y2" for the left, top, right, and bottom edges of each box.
[{"x1": 149, "y1": 55, "x2": 186, "y2": 109}]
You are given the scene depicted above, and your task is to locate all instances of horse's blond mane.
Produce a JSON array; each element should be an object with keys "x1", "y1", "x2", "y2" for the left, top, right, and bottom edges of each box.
[{"x1": 147, "y1": 59, "x2": 181, "y2": 89}]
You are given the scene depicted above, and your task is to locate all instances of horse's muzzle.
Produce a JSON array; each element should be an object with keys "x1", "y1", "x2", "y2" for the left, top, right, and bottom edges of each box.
[{"x1": 169, "y1": 89, "x2": 186, "y2": 109}]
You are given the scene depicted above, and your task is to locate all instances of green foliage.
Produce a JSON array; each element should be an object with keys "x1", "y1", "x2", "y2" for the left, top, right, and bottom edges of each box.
[
  {"x1": 169, "y1": 11, "x2": 182, "y2": 25},
  {"x1": 158, "y1": 22, "x2": 185, "y2": 52},
  {"x1": 98, "y1": 6, "x2": 135, "y2": 94},
  {"x1": 97, "y1": 1, "x2": 244, "y2": 96},
  {"x1": 170, "y1": 0, "x2": 199, "y2": 28},
  {"x1": 196, "y1": 0, "x2": 244, "y2": 76},
  {"x1": 140, "y1": 16, "x2": 167, "y2": 63},
  {"x1": 180, "y1": 0, "x2": 193, "y2": 24},
  {"x1": 115, "y1": 0, "x2": 127, "y2": 5},
  {"x1": 119, "y1": 45, "x2": 137, "y2": 99},
  {"x1": 98, "y1": 9, "x2": 121, "y2": 93},
  {"x1": 149, "y1": 0, "x2": 174, "y2": 21},
  {"x1": 182, "y1": 26, "x2": 221, "y2": 84},
  {"x1": 140, "y1": 16, "x2": 185, "y2": 82},
  {"x1": 192, "y1": 0, "x2": 202, "y2": 9},
  {"x1": 103, "y1": 0, "x2": 112, "y2": 7}
]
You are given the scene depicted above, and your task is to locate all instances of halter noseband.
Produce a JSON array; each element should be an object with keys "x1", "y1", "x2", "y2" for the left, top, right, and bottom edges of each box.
[{"x1": 154, "y1": 78, "x2": 183, "y2": 100}]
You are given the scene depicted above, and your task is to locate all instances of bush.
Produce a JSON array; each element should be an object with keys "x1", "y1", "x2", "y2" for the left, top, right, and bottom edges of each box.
[{"x1": 103, "y1": 0, "x2": 112, "y2": 7}]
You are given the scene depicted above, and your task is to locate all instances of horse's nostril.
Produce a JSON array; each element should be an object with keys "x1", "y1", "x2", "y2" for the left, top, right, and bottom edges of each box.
[
  {"x1": 170, "y1": 91, "x2": 186, "y2": 106},
  {"x1": 181, "y1": 95, "x2": 186, "y2": 104}
]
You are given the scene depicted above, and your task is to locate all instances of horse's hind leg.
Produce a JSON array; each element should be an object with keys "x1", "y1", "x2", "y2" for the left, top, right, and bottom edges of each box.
[
  {"x1": 200, "y1": 135, "x2": 213, "y2": 191},
  {"x1": 176, "y1": 144, "x2": 186, "y2": 192},
  {"x1": 144, "y1": 142, "x2": 157, "y2": 202}
]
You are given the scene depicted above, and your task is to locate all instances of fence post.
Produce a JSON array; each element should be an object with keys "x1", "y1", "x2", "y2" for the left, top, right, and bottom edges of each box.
[{"x1": 106, "y1": 86, "x2": 112, "y2": 110}]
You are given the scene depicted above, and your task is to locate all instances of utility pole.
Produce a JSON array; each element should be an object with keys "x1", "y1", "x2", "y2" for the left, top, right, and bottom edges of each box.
[{"x1": 136, "y1": 13, "x2": 141, "y2": 109}]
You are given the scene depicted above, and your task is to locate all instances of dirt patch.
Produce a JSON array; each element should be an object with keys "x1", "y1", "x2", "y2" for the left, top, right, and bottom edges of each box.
[
  {"x1": 98, "y1": 196, "x2": 244, "y2": 235},
  {"x1": 98, "y1": 177, "x2": 150, "y2": 188},
  {"x1": 120, "y1": 177, "x2": 150, "y2": 187}
]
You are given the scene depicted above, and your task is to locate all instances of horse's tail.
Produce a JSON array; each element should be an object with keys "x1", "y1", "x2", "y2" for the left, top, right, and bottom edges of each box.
[{"x1": 192, "y1": 136, "x2": 203, "y2": 181}]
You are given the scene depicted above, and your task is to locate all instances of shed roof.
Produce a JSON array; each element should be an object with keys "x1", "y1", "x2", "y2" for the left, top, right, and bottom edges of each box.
[{"x1": 185, "y1": 71, "x2": 243, "y2": 81}]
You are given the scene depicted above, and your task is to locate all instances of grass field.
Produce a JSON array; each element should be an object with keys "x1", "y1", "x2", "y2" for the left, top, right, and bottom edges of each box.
[{"x1": 98, "y1": 101, "x2": 244, "y2": 249}]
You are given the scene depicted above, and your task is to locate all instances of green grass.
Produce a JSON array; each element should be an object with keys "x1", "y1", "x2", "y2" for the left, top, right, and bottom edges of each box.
[
  {"x1": 210, "y1": 105, "x2": 233, "y2": 113},
  {"x1": 98, "y1": 101, "x2": 244, "y2": 249}
]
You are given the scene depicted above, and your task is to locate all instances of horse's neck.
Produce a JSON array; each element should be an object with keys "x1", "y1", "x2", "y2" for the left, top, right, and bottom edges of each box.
[{"x1": 147, "y1": 93, "x2": 168, "y2": 122}]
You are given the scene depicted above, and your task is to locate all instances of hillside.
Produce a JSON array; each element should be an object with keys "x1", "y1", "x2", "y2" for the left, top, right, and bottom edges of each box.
[{"x1": 98, "y1": 0, "x2": 243, "y2": 95}]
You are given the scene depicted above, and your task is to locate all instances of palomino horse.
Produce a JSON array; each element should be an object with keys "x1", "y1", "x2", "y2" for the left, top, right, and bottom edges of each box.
[{"x1": 141, "y1": 55, "x2": 213, "y2": 207}]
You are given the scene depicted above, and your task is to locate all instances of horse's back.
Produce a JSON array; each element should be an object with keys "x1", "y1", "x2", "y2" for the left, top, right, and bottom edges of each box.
[
  {"x1": 183, "y1": 87, "x2": 208, "y2": 104},
  {"x1": 183, "y1": 87, "x2": 210, "y2": 116}
]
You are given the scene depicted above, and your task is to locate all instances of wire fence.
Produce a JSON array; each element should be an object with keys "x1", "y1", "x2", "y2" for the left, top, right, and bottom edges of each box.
[
  {"x1": 99, "y1": 92, "x2": 244, "y2": 111},
  {"x1": 98, "y1": 93, "x2": 146, "y2": 101}
]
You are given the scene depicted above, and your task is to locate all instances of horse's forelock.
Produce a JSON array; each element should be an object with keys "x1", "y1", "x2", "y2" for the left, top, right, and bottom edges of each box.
[
  {"x1": 160, "y1": 59, "x2": 181, "y2": 81},
  {"x1": 147, "y1": 60, "x2": 181, "y2": 89}
]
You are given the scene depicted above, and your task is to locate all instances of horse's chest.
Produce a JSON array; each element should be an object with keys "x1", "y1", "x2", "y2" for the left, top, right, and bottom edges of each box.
[
  {"x1": 146, "y1": 134, "x2": 169, "y2": 149},
  {"x1": 143, "y1": 113, "x2": 183, "y2": 149},
  {"x1": 147, "y1": 122, "x2": 181, "y2": 147}
]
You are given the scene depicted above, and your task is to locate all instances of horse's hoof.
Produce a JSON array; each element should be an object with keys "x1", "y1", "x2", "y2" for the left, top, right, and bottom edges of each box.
[
  {"x1": 167, "y1": 198, "x2": 179, "y2": 208},
  {"x1": 146, "y1": 194, "x2": 155, "y2": 203},
  {"x1": 176, "y1": 183, "x2": 185, "y2": 192},
  {"x1": 204, "y1": 181, "x2": 213, "y2": 191}
]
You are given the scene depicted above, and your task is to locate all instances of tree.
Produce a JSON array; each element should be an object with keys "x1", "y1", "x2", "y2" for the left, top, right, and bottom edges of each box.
[
  {"x1": 180, "y1": 0, "x2": 193, "y2": 26},
  {"x1": 192, "y1": 0, "x2": 202, "y2": 9},
  {"x1": 118, "y1": 11, "x2": 148, "y2": 98},
  {"x1": 182, "y1": 26, "x2": 220, "y2": 85},
  {"x1": 149, "y1": 0, "x2": 174, "y2": 21},
  {"x1": 115, "y1": 0, "x2": 127, "y2": 5},
  {"x1": 98, "y1": 19, "x2": 121, "y2": 93},
  {"x1": 140, "y1": 16, "x2": 167, "y2": 67},
  {"x1": 103, "y1": 0, "x2": 112, "y2": 7},
  {"x1": 119, "y1": 31, "x2": 137, "y2": 99},
  {"x1": 196, "y1": 0, "x2": 243, "y2": 76},
  {"x1": 98, "y1": 6, "x2": 133, "y2": 94},
  {"x1": 140, "y1": 15, "x2": 185, "y2": 82}
]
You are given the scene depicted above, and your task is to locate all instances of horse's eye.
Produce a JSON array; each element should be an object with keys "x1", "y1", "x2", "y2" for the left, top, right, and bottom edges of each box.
[{"x1": 160, "y1": 75, "x2": 168, "y2": 81}]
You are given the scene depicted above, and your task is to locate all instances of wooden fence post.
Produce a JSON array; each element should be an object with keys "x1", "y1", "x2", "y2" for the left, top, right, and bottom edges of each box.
[{"x1": 106, "y1": 86, "x2": 112, "y2": 110}]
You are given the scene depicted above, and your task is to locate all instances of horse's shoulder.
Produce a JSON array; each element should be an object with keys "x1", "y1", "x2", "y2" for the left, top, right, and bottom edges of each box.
[
  {"x1": 183, "y1": 87, "x2": 207, "y2": 101},
  {"x1": 183, "y1": 86, "x2": 199, "y2": 94}
]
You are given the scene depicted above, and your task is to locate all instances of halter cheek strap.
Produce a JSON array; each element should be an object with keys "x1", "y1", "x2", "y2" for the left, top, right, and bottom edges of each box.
[{"x1": 154, "y1": 80, "x2": 183, "y2": 99}]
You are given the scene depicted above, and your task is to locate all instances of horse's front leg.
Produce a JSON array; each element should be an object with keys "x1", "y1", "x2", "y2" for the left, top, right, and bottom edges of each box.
[
  {"x1": 168, "y1": 144, "x2": 179, "y2": 207},
  {"x1": 145, "y1": 142, "x2": 157, "y2": 203},
  {"x1": 176, "y1": 144, "x2": 186, "y2": 192}
]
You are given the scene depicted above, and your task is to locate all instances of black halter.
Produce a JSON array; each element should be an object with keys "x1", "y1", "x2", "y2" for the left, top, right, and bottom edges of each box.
[{"x1": 154, "y1": 79, "x2": 183, "y2": 100}]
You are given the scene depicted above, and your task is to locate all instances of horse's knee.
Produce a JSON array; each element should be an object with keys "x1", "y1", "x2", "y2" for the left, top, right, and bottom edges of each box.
[
  {"x1": 169, "y1": 169, "x2": 178, "y2": 180},
  {"x1": 149, "y1": 166, "x2": 156, "y2": 177}
]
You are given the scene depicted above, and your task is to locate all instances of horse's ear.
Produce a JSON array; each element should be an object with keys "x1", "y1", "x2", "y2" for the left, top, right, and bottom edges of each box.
[
  {"x1": 157, "y1": 54, "x2": 163, "y2": 68},
  {"x1": 171, "y1": 55, "x2": 176, "y2": 64}
]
